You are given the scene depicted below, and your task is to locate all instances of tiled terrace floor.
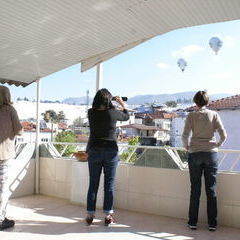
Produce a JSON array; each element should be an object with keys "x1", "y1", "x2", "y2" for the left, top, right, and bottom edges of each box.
[{"x1": 1, "y1": 195, "x2": 240, "y2": 240}]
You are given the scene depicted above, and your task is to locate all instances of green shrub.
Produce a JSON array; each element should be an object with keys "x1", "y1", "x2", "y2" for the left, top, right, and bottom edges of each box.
[
  {"x1": 54, "y1": 131, "x2": 77, "y2": 156},
  {"x1": 120, "y1": 136, "x2": 139, "y2": 163}
]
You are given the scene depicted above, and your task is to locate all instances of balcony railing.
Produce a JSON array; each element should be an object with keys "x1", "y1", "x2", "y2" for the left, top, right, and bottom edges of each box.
[{"x1": 40, "y1": 142, "x2": 240, "y2": 173}]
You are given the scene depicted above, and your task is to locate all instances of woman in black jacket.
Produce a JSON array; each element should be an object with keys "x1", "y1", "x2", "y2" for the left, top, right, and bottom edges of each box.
[{"x1": 86, "y1": 88, "x2": 129, "y2": 226}]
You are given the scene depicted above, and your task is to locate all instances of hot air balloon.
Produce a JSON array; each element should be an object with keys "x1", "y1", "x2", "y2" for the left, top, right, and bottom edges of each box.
[
  {"x1": 209, "y1": 37, "x2": 223, "y2": 55},
  {"x1": 177, "y1": 58, "x2": 187, "y2": 72}
]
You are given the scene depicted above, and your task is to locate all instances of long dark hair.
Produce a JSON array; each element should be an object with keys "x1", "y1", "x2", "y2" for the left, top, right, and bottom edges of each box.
[{"x1": 92, "y1": 88, "x2": 114, "y2": 110}]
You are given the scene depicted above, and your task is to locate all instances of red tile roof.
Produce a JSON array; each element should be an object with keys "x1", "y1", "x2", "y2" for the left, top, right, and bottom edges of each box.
[
  {"x1": 58, "y1": 122, "x2": 68, "y2": 130},
  {"x1": 121, "y1": 124, "x2": 168, "y2": 131},
  {"x1": 135, "y1": 112, "x2": 176, "y2": 119},
  {"x1": 208, "y1": 95, "x2": 240, "y2": 110},
  {"x1": 150, "y1": 112, "x2": 176, "y2": 119},
  {"x1": 21, "y1": 121, "x2": 52, "y2": 132},
  {"x1": 21, "y1": 121, "x2": 35, "y2": 131},
  {"x1": 186, "y1": 94, "x2": 240, "y2": 111}
]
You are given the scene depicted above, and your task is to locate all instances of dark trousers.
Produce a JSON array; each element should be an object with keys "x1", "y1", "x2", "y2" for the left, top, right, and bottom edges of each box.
[
  {"x1": 87, "y1": 148, "x2": 118, "y2": 214},
  {"x1": 188, "y1": 152, "x2": 218, "y2": 227}
]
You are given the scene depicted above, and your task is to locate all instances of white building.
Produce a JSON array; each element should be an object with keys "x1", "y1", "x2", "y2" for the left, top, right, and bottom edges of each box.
[
  {"x1": 170, "y1": 112, "x2": 187, "y2": 147},
  {"x1": 171, "y1": 95, "x2": 240, "y2": 151},
  {"x1": 16, "y1": 130, "x2": 52, "y2": 143},
  {"x1": 207, "y1": 96, "x2": 240, "y2": 151}
]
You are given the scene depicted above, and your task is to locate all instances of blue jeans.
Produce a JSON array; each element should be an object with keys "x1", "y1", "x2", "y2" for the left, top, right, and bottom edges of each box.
[
  {"x1": 188, "y1": 152, "x2": 218, "y2": 227},
  {"x1": 87, "y1": 148, "x2": 119, "y2": 214}
]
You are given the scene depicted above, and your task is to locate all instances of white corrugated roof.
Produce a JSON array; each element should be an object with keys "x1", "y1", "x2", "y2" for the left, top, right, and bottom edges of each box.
[{"x1": 1, "y1": 0, "x2": 240, "y2": 86}]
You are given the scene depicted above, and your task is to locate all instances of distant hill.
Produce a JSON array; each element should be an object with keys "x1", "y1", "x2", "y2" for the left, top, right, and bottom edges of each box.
[
  {"x1": 127, "y1": 92, "x2": 232, "y2": 105},
  {"x1": 62, "y1": 97, "x2": 93, "y2": 105},
  {"x1": 62, "y1": 92, "x2": 232, "y2": 105}
]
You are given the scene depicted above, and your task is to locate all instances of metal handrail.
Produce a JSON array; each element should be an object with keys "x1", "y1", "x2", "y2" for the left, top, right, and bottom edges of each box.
[
  {"x1": 50, "y1": 142, "x2": 240, "y2": 153},
  {"x1": 46, "y1": 142, "x2": 240, "y2": 172},
  {"x1": 18, "y1": 141, "x2": 240, "y2": 172}
]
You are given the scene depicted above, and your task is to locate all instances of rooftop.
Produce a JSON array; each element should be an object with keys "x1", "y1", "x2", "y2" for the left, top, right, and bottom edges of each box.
[
  {"x1": 186, "y1": 94, "x2": 240, "y2": 112},
  {"x1": 121, "y1": 123, "x2": 167, "y2": 131},
  {"x1": 208, "y1": 94, "x2": 240, "y2": 110},
  {"x1": 3, "y1": 195, "x2": 240, "y2": 240}
]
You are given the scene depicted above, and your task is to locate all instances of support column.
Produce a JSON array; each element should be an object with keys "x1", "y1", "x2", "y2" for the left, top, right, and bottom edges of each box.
[
  {"x1": 35, "y1": 79, "x2": 41, "y2": 194},
  {"x1": 96, "y1": 63, "x2": 103, "y2": 92}
]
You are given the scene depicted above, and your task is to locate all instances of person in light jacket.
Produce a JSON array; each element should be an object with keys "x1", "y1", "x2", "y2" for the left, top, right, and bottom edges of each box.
[
  {"x1": 182, "y1": 91, "x2": 227, "y2": 231},
  {"x1": 0, "y1": 86, "x2": 22, "y2": 230}
]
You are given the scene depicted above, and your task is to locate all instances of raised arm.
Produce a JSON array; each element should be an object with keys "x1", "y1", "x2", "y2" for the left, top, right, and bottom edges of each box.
[{"x1": 113, "y1": 96, "x2": 129, "y2": 121}]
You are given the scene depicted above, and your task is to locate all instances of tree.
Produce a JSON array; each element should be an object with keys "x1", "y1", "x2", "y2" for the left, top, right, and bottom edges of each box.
[
  {"x1": 42, "y1": 110, "x2": 66, "y2": 140},
  {"x1": 54, "y1": 131, "x2": 77, "y2": 156},
  {"x1": 165, "y1": 101, "x2": 177, "y2": 108},
  {"x1": 42, "y1": 110, "x2": 66, "y2": 123},
  {"x1": 120, "y1": 136, "x2": 139, "y2": 163},
  {"x1": 42, "y1": 110, "x2": 58, "y2": 123},
  {"x1": 73, "y1": 117, "x2": 85, "y2": 127},
  {"x1": 57, "y1": 111, "x2": 66, "y2": 122}
]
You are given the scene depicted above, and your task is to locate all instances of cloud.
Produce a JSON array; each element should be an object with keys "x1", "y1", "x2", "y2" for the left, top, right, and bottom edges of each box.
[
  {"x1": 157, "y1": 63, "x2": 170, "y2": 69},
  {"x1": 209, "y1": 72, "x2": 233, "y2": 81},
  {"x1": 223, "y1": 35, "x2": 236, "y2": 48},
  {"x1": 171, "y1": 44, "x2": 204, "y2": 59}
]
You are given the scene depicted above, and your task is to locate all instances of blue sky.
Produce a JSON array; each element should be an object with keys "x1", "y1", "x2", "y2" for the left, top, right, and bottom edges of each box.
[{"x1": 8, "y1": 20, "x2": 240, "y2": 101}]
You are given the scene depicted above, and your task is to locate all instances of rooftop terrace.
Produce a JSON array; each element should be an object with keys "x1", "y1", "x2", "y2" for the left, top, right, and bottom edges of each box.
[{"x1": 2, "y1": 195, "x2": 240, "y2": 240}]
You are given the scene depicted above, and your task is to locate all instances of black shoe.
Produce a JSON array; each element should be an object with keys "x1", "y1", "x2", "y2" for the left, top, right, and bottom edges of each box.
[
  {"x1": 105, "y1": 215, "x2": 114, "y2": 226},
  {"x1": 0, "y1": 218, "x2": 15, "y2": 230},
  {"x1": 209, "y1": 226, "x2": 217, "y2": 231},
  {"x1": 187, "y1": 224, "x2": 197, "y2": 230},
  {"x1": 85, "y1": 215, "x2": 94, "y2": 225}
]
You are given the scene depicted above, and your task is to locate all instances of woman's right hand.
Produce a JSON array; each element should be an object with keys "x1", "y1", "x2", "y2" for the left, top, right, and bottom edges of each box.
[{"x1": 114, "y1": 96, "x2": 126, "y2": 109}]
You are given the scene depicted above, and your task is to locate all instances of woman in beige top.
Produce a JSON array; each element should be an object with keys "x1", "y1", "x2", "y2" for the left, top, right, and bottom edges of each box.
[
  {"x1": 182, "y1": 91, "x2": 227, "y2": 231},
  {"x1": 0, "y1": 86, "x2": 22, "y2": 230}
]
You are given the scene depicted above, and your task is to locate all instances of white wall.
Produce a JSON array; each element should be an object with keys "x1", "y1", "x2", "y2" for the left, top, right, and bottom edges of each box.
[
  {"x1": 116, "y1": 115, "x2": 135, "y2": 127},
  {"x1": 154, "y1": 119, "x2": 171, "y2": 130},
  {"x1": 38, "y1": 157, "x2": 240, "y2": 228},
  {"x1": 40, "y1": 158, "x2": 72, "y2": 199},
  {"x1": 218, "y1": 110, "x2": 240, "y2": 150},
  {"x1": 134, "y1": 118, "x2": 143, "y2": 124},
  {"x1": 170, "y1": 117, "x2": 186, "y2": 147},
  {"x1": 16, "y1": 131, "x2": 52, "y2": 143}
]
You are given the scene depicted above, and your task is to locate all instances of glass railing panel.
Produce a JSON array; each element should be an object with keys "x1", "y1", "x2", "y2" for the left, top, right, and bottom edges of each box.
[{"x1": 39, "y1": 142, "x2": 240, "y2": 173}]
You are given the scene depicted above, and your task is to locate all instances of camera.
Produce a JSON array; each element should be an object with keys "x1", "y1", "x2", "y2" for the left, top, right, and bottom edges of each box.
[{"x1": 112, "y1": 96, "x2": 128, "y2": 101}]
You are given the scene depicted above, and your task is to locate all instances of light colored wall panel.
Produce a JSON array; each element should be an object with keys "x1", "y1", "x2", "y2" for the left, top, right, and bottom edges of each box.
[{"x1": 40, "y1": 157, "x2": 240, "y2": 228}]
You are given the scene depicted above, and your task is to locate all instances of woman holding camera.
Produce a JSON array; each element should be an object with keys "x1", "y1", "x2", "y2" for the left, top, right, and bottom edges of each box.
[
  {"x1": 86, "y1": 88, "x2": 129, "y2": 226},
  {"x1": 182, "y1": 91, "x2": 227, "y2": 231}
]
